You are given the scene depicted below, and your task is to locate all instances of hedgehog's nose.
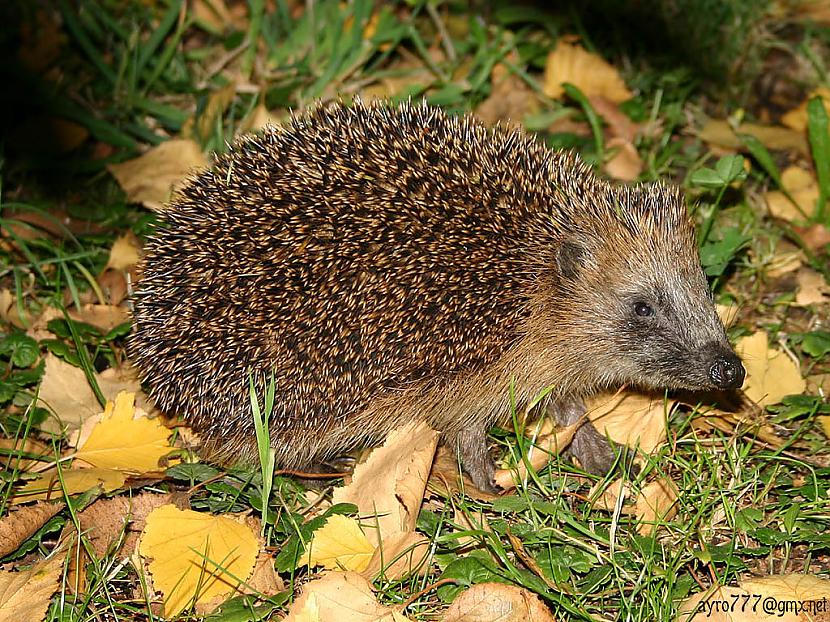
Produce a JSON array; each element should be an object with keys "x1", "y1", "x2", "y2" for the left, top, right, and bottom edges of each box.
[{"x1": 709, "y1": 354, "x2": 745, "y2": 389}]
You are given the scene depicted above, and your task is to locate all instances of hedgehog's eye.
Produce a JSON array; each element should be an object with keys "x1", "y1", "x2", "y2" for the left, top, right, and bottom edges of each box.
[{"x1": 634, "y1": 302, "x2": 655, "y2": 317}]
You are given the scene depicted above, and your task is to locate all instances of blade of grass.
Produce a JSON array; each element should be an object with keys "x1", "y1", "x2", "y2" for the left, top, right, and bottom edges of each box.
[
  {"x1": 58, "y1": 0, "x2": 116, "y2": 84},
  {"x1": 136, "y1": 0, "x2": 183, "y2": 80},
  {"x1": 563, "y1": 83, "x2": 604, "y2": 158},
  {"x1": 807, "y1": 96, "x2": 830, "y2": 222},
  {"x1": 62, "y1": 308, "x2": 106, "y2": 407},
  {"x1": 243, "y1": 0, "x2": 266, "y2": 78}
]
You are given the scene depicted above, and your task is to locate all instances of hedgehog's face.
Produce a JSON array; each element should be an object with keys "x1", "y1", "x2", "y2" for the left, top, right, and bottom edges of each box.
[{"x1": 553, "y1": 221, "x2": 744, "y2": 394}]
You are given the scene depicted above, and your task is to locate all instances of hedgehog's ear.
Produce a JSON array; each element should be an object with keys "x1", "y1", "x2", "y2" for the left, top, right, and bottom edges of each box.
[{"x1": 556, "y1": 240, "x2": 589, "y2": 280}]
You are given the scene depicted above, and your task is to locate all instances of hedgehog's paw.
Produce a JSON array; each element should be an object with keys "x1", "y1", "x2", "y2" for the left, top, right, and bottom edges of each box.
[{"x1": 456, "y1": 426, "x2": 500, "y2": 493}]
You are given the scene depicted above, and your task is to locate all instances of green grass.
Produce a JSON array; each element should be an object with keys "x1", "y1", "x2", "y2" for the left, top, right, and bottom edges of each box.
[{"x1": 1, "y1": 1, "x2": 829, "y2": 620}]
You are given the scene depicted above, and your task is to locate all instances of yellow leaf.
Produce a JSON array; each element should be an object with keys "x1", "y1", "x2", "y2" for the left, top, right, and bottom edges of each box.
[
  {"x1": 698, "y1": 119, "x2": 809, "y2": 155},
  {"x1": 10, "y1": 468, "x2": 126, "y2": 505},
  {"x1": 795, "y1": 268, "x2": 830, "y2": 306},
  {"x1": 304, "y1": 514, "x2": 375, "y2": 572},
  {"x1": 0, "y1": 554, "x2": 64, "y2": 622},
  {"x1": 105, "y1": 232, "x2": 142, "y2": 271},
  {"x1": 736, "y1": 332, "x2": 806, "y2": 408},
  {"x1": 543, "y1": 40, "x2": 631, "y2": 103},
  {"x1": 139, "y1": 505, "x2": 259, "y2": 618},
  {"x1": 603, "y1": 137, "x2": 643, "y2": 181},
  {"x1": 716, "y1": 304, "x2": 739, "y2": 328},
  {"x1": 74, "y1": 391, "x2": 174, "y2": 472},
  {"x1": 442, "y1": 583, "x2": 556, "y2": 622},
  {"x1": 107, "y1": 139, "x2": 209, "y2": 211}
]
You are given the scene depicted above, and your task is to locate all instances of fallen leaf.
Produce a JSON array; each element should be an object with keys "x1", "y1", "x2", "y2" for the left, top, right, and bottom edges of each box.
[
  {"x1": 428, "y1": 444, "x2": 502, "y2": 501},
  {"x1": 107, "y1": 139, "x2": 209, "y2": 211},
  {"x1": 11, "y1": 468, "x2": 126, "y2": 505},
  {"x1": 493, "y1": 420, "x2": 578, "y2": 490},
  {"x1": 635, "y1": 478, "x2": 679, "y2": 535},
  {"x1": 740, "y1": 573, "x2": 830, "y2": 608},
  {"x1": 36, "y1": 354, "x2": 147, "y2": 434},
  {"x1": 699, "y1": 119, "x2": 809, "y2": 155},
  {"x1": 764, "y1": 166, "x2": 818, "y2": 222},
  {"x1": 237, "y1": 103, "x2": 278, "y2": 135},
  {"x1": 588, "y1": 95, "x2": 640, "y2": 142},
  {"x1": 442, "y1": 583, "x2": 555, "y2": 622},
  {"x1": 603, "y1": 137, "x2": 643, "y2": 181},
  {"x1": 105, "y1": 232, "x2": 142, "y2": 271},
  {"x1": 795, "y1": 223, "x2": 830, "y2": 252},
  {"x1": 678, "y1": 585, "x2": 756, "y2": 622},
  {"x1": 765, "y1": 249, "x2": 805, "y2": 278},
  {"x1": 0, "y1": 437, "x2": 51, "y2": 471},
  {"x1": 139, "y1": 504, "x2": 259, "y2": 618},
  {"x1": 18, "y1": 8, "x2": 63, "y2": 73},
  {"x1": 736, "y1": 332, "x2": 807, "y2": 408},
  {"x1": 73, "y1": 391, "x2": 174, "y2": 472},
  {"x1": 586, "y1": 391, "x2": 675, "y2": 455},
  {"x1": 0, "y1": 554, "x2": 64, "y2": 622},
  {"x1": 543, "y1": 39, "x2": 632, "y2": 102},
  {"x1": 182, "y1": 83, "x2": 237, "y2": 141},
  {"x1": 781, "y1": 87, "x2": 830, "y2": 132},
  {"x1": 361, "y1": 531, "x2": 431, "y2": 580},
  {"x1": 0, "y1": 502, "x2": 64, "y2": 557},
  {"x1": 475, "y1": 61, "x2": 538, "y2": 126},
  {"x1": 303, "y1": 514, "x2": 375, "y2": 572},
  {"x1": 333, "y1": 421, "x2": 438, "y2": 545},
  {"x1": 284, "y1": 572, "x2": 410, "y2": 622},
  {"x1": 716, "y1": 304, "x2": 739, "y2": 328},
  {"x1": 795, "y1": 268, "x2": 830, "y2": 306}
]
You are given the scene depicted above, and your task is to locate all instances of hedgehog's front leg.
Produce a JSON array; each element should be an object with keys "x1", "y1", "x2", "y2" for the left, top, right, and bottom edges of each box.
[
  {"x1": 548, "y1": 396, "x2": 618, "y2": 475},
  {"x1": 456, "y1": 424, "x2": 498, "y2": 492}
]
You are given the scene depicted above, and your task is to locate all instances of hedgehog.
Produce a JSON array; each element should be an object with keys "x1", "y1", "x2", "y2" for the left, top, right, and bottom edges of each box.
[{"x1": 130, "y1": 99, "x2": 745, "y2": 491}]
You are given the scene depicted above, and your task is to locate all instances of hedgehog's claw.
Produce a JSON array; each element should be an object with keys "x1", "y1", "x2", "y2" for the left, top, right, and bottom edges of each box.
[{"x1": 456, "y1": 425, "x2": 500, "y2": 493}]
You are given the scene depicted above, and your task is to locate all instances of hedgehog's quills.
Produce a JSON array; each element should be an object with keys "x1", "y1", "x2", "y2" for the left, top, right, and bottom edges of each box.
[{"x1": 130, "y1": 99, "x2": 744, "y2": 491}]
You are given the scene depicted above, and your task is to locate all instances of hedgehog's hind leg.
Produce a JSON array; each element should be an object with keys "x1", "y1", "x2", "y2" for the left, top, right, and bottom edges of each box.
[{"x1": 548, "y1": 396, "x2": 620, "y2": 476}]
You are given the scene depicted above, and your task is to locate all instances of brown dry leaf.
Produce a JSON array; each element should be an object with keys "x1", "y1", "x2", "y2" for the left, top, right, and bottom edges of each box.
[
  {"x1": 698, "y1": 119, "x2": 809, "y2": 155},
  {"x1": 332, "y1": 421, "x2": 439, "y2": 545},
  {"x1": 0, "y1": 289, "x2": 27, "y2": 329},
  {"x1": 361, "y1": 531, "x2": 431, "y2": 579},
  {"x1": 635, "y1": 478, "x2": 679, "y2": 535},
  {"x1": 11, "y1": 467, "x2": 126, "y2": 505},
  {"x1": 284, "y1": 572, "x2": 410, "y2": 622},
  {"x1": 543, "y1": 39, "x2": 632, "y2": 103},
  {"x1": 716, "y1": 304, "x2": 740, "y2": 328},
  {"x1": 589, "y1": 95, "x2": 640, "y2": 142},
  {"x1": 36, "y1": 354, "x2": 146, "y2": 434},
  {"x1": 781, "y1": 87, "x2": 830, "y2": 132},
  {"x1": 192, "y1": 0, "x2": 247, "y2": 32},
  {"x1": 736, "y1": 332, "x2": 807, "y2": 407},
  {"x1": 765, "y1": 250, "x2": 805, "y2": 278},
  {"x1": 795, "y1": 223, "x2": 830, "y2": 251},
  {"x1": 18, "y1": 8, "x2": 63, "y2": 73},
  {"x1": 821, "y1": 414, "x2": 830, "y2": 439},
  {"x1": 588, "y1": 478, "x2": 633, "y2": 513},
  {"x1": 107, "y1": 139, "x2": 209, "y2": 211},
  {"x1": 442, "y1": 583, "x2": 555, "y2": 622},
  {"x1": 72, "y1": 304, "x2": 131, "y2": 333},
  {"x1": 764, "y1": 166, "x2": 818, "y2": 222},
  {"x1": 475, "y1": 62, "x2": 538, "y2": 126},
  {"x1": 587, "y1": 391, "x2": 675, "y2": 455},
  {"x1": 452, "y1": 508, "x2": 491, "y2": 549},
  {"x1": 740, "y1": 574, "x2": 830, "y2": 619},
  {"x1": 795, "y1": 268, "x2": 830, "y2": 306},
  {"x1": 0, "y1": 437, "x2": 51, "y2": 471},
  {"x1": 0, "y1": 502, "x2": 64, "y2": 557},
  {"x1": 182, "y1": 82, "x2": 237, "y2": 141},
  {"x1": 246, "y1": 550, "x2": 284, "y2": 596},
  {"x1": 138, "y1": 504, "x2": 259, "y2": 618},
  {"x1": 72, "y1": 391, "x2": 175, "y2": 473},
  {"x1": 0, "y1": 554, "x2": 64, "y2": 622},
  {"x1": 604, "y1": 137, "x2": 643, "y2": 181},
  {"x1": 303, "y1": 514, "x2": 375, "y2": 572}
]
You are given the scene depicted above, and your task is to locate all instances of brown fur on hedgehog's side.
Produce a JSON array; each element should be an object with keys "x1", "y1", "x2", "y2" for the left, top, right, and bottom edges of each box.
[{"x1": 130, "y1": 99, "x2": 744, "y2": 491}]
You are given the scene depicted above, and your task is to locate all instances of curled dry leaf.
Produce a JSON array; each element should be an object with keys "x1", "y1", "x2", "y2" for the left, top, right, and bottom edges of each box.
[
  {"x1": 0, "y1": 554, "x2": 64, "y2": 622},
  {"x1": 543, "y1": 39, "x2": 632, "y2": 103},
  {"x1": 332, "y1": 421, "x2": 439, "y2": 544},
  {"x1": 284, "y1": 572, "x2": 411, "y2": 622},
  {"x1": 635, "y1": 478, "x2": 679, "y2": 535},
  {"x1": 36, "y1": 354, "x2": 147, "y2": 434},
  {"x1": 107, "y1": 139, "x2": 209, "y2": 211},
  {"x1": 0, "y1": 501, "x2": 64, "y2": 557},
  {"x1": 764, "y1": 166, "x2": 818, "y2": 222},
  {"x1": 138, "y1": 504, "x2": 259, "y2": 618},
  {"x1": 442, "y1": 583, "x2": 555, "y2": 622},
  {"x1": 736, "y1": 331, "x2": 807, "y2": 408},
  {"x1": 603, "y1": 137, "x2": 643, "y2": 181},
  {"x1": 587, "y1": 391, "x2": 675, "y2": 455},
  {"x1": 795, "y1": 268, "x2": 830, "y2": 306}
]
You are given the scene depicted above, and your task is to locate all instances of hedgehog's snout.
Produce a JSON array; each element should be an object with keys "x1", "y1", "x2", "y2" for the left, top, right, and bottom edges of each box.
[{"x1": 708, "y1": 352, "x2": 745, "y2": 389}]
